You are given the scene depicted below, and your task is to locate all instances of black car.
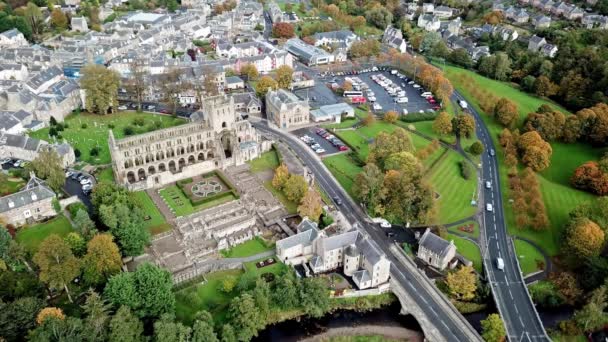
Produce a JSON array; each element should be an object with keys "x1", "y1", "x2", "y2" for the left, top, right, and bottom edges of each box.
[
  {"x1": 386, "y1": 232, "x2": 395, "y2": 238},
  {"x1": 71, "y1": 172, "x2": 81, "y2": 180},
  {"x1": 333, "y1": 196, "x2": 342, "y2": 205}
]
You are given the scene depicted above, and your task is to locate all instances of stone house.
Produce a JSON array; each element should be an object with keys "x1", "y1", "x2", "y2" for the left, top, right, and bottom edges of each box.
[
  {"x1": 528, "y1": 35, "x2": 547, "y2": 52},
  {"x1": 532, "y1": 15, "x2": 552, "y2": 28},
  {"x1": 0, "y1": 29, "x2": 28, "y2": 48},
  {"x1": 265, "y1": 89, "x2": 309, "y2": 129},
  {"x1": 0, "y1": 132, "x2": 76, "y2": 167},
  {"x1": 71, "y1": 17, "x2": 89, "y2": 32},
  {"x1": 0, "y1": 174, "x2": 57, "y2": 226},
  {"x1": 541, "y1": 43, "x2": 558, "y2": 58},
  {"x1": 417, "y1": 228, "x2": 457, "y2": 270},
  {"x1": 313, "y1": 30, "x2": 359, "y2": 49},
  {"x1": 417, "y1": 14, "x2": 441, "y2": 32}
]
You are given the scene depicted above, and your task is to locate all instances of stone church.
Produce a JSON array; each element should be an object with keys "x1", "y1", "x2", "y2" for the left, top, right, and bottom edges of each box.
[{"x1": 109, "y1": 94, "x2": 270, "y2": 190}]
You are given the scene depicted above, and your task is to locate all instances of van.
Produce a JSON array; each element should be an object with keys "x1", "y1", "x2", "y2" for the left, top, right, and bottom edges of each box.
[
  {"x1": 391, "y1": 69, "x2": 398, "y2": 75},
  {"x1": 486, "y1": 203, "x2": 493, "y2": 212},
  {"x1": 496, "y1": 257, "x2": 504, "y2": 271}
]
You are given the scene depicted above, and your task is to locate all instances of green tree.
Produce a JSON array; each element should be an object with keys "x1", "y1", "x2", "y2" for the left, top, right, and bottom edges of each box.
[
  {"x1": 573, "y1": 286, "x2": 608, "y2": 332},
  {"x1": 108, "y1": 306, "x2": 144, "y2": 342},
  {"x1": 23, "y1": 3, "x2": 44, "y2": 40},
  {"x1": 452, "y1": 114, "x2": 476, "y2": 138},
  {"x1": 448, "y1": 48, "x2": 473, "y2": 68},
  {"x1": 72, "y1": 208, "x2": 97, "y2": 239},
  {"x1": 80, "y1": 64, "x2": 121, "y2": 115},
  {"x1": 153, "y1": 314, "x2": 191, "y2": 342},
  {"x1": 276, "y1": 65, "x2": 293, "y2": 89},
  {"x1": 365, "y1": 7, "x2": 393, "y2": 29},
  {"x1": 64, "y1": 232, "x2": 86, "y2": 256},
  {"x1": 272, "y1": 272, "x2": 298, "y2": 309},
  {"x1": 352, "y1": 163, "x2": 384, "y2": 211},
  {"x1": 29, "y1": 316, "x2": 85, "y2": 341},
  {"x1": 83, "y1": 234, "x2": 122, "y2": 285},
  {"x1": 432, "y1": 111, "x2": 453, "y2": 136},
  {"x1": 299, "y1": 277, "x2": 330, "y2": 317},
  {"x1": 99, "y1": 202, "x2": 150, "y2": 257},
  {"x1": 227, "y1": 293, "x2": 262, "y2": 341},
  {"x1": 33, "y1": 235, "x2": 80, "y2": 303},
  {"x1": 283, "y1": 174, "x2": 308, "y2": 203},
  {"x1": 481, "y1": 313, "x2": 506, "y2": 342},
  {"x1": 469, "y1": 141, "x2": 484, "y2": 155},
  {"x1": 82, "y1": 291, "x2": 112, "y2": 342},
  {"x1": 191, "y1": 318, "x2": 218, "y2": 342},
  {"x1": 446, "y1": 265, "x2": 477, "y2": 301},
  {"x1": 420, "y1": 31, "x2": 441, "y2": 53},
  {"x1": 297, "y1": 190, "x2": 323, "y2": 222},
  {"x1": 27, "y1": 148, "x2": 65, "y2": 192},
  {"x1": 221, "y1": 324, "x2": 237, "y2": 342},
  {"x1": 104, "y1": 263, "x2": 175, "y2": 319},
  {"x1": 253, "y1": 278, "x2": 271, "y2": 320},
  {"x1": 0, "y1": 297, "x2": 44, "y2": 341}
]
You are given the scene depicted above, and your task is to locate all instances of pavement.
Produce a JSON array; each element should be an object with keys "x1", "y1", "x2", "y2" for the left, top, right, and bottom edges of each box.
[
  {"x1": 252, "y1": 119, "x2": 482, "y2": 341},
  {"x1": 453, "y1": 91, "x2": 550, "y2": 341}
]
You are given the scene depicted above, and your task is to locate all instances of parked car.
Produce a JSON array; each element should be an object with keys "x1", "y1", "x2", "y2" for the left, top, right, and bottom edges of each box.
[
  {"x1": 82, "y1": 184, "x2": 93, "y2": 191},
  {"x1": 338, "y1": 145, "x2": 348, "y2": 151},
  {"x1": 118, "y1": 105, "x2": 127, "y2": 110},
  {"x1": 315, "y1": 148, "x2": 325, "y2": 154},
  {"x1": 80, "y1": 178, "x2": 92, "y2": 185}
]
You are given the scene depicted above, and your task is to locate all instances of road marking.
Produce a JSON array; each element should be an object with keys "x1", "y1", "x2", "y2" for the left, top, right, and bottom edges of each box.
[{"x1": 509, "y1": 289, "x2": 513, "y2": 300}]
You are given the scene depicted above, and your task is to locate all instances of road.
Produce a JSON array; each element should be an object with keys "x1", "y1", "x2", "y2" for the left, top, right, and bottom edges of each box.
[
  {"x1": 453, "y1": 92, "x2": 549, "y2": 341},
  {"x1": 252, "y1": 120, "x2": 481, "y2": 342}
]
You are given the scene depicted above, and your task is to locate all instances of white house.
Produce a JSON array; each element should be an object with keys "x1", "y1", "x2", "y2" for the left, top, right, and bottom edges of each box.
[
  {"x1": 71, "y1": 17, "x2": 89, "y2": 32},
  {"x1": 0, "y1": 29, "x2": 28, "y2": 48},
  {"x1": 417, "y1": 228, "x2": 457, "y2": 270}
]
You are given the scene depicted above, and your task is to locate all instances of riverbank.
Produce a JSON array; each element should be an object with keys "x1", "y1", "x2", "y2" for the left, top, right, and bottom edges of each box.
[{"x1": 299, "y1": 325, "x2": 424, "y2": 342}]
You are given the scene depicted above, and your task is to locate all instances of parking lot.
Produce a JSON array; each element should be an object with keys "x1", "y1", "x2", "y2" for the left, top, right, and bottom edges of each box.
[
  {"x1": 292, "y1": 127, "x2": 347, "y2": 156},
  {"x1": 293, "y1": 77, "x2": 340, "y2": 108},
  {"x1": 332, "y1": 70, "x2": 435, "y2": 115}
]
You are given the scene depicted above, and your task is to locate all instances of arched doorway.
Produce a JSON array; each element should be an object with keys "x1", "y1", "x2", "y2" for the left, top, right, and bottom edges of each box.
[
  {"x1": 188, "y1": 155, "x2": 195, "y2": 164},
  {"x1": 222, "y1": 121, "x2": 227, "y2": 128},
  {"x1": 169, "y1": 160, "x2": 176, "y2": 172},
  {"x1": 127, "y1": 171, "x2": 136, "y2": 183},
  {"x1": 198, "y1": 153, "x2": 205, "y2": 161},
  {"x1": 178, "y1": 158, "x2": 186, "y2": 170},
  {"x1": 148, "y1": 165, "x2": 156, "y2": 175},
  {"x1": 137, "y1": 168, "x2": 146, "y2": 181},
  {"x1": 220, "y1": 132, "x2": 233, "y2": 158},
  {"x1": 159, "y1": 163, "x2": 167, "y2": 172},
  {"x1": 207, "y1": 151, "x2": 214, "y2": 159}
]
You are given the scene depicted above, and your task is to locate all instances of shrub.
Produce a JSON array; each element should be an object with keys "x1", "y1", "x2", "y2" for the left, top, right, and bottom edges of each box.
[
  {"x1": 108, "y1": 123, "x2": 115, "y2": 129},
  {"x1": 400, "y1": 111, "x2": 438, "y2": 122},
  {"x1": 90, "y1": 147, "x2": 100, "y2": 157},
  {"x1": 123, "y1": 126, "x2": 135, "y2": 136},
  {"x1": 469, "y1": 141, "x2": 484, "y2": 155},
  {"x1": 74, "y1": 149, "x2": 81, "y2": 159},
  {"x1": 81, "y1": 123, "x2": 87, "y2": 129},
  {"x1": 67, "y1": 202, "x2": 88, "y2": 218},
  {"x1": 459, "y1": 161, "x2": 472, "y2": 180},
  {"x1": 133, "y1": 117, "x2": 145, "y2": 126}
]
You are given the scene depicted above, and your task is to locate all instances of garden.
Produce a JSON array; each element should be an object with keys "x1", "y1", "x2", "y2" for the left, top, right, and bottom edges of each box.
[
  {"x1": 440, "y1": 64, "x2": 599, "y2": 256},
  {"x1": 15, "y1": 215, "x2": 74, "y2": 253},
  {"x1": 132, "y1": 191, "x2": 171, "y2": 235},
  {"x1": 220, "y1": 237, "x2": 274, "y2": 258},
  {"x1": 29, "y1": 111, "x2": 186, "y2": 165},
  {"x1": 447, "y1": 234, "x2": 482, "y2": 273}
]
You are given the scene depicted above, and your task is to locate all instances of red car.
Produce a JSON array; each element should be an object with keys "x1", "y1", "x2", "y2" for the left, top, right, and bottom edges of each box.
[
  {"x1": 339, "y1": 145, "x2": 348, "y2": 151},
  {"x1": 432, "y1": 105, "x2": 441, "y2": 110},
  {"x1": 160, "y1": 109, "x2": 170, "y2": 114}
]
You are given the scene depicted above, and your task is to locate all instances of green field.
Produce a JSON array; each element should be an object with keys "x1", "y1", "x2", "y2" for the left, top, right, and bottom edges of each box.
[
  {"x1": 0, "y1": 177, "x2": 25, "y2": 196},
  {"x1": 263, "y1": 180, "x2": 298, "y2": 214},
  {"x1": 334, "y1": 130, "x2": 371, "y2": 159},
  {"x1": 16, "y1": 215, "x2": 73, "y2": 253},
  {"x1": 322, "y1": 154, "x2": 363, "y2": 197},
  {"x1": 425, "y1": 152, "x2": 477, "y2": 224},
  {"x1": 29, "y1": 111, "x2": 186, "y2": 165},
  {"x1": 441, "y1": 64, "x2": 599, "y2": 256},
  {"x1": 159, "y1": 185, "x2": 236, "y2": 217},
  {"x1": 95, "y1": 167, "x2": 115, "y2": 183},
  {"x1": 175, "y1": 257, "x2": 288, "y2": 324},
  {"x1": 249, "y1": 149, "x2": 280, "y2": 173},
  {"x1": 514, "y1": 239, "x2": 545, "y2": 275},
  {"x1": 221, "y1": 237, "x2": 274, "y2": 258},
  {"x1": 448, "y1": 234, "x2": 482, "y2": 272},
  {"x1": 133, "y1": 191, "x2": 171, "y2": 235},
  {"x1": 411, "y1": 120, "x2": 457, "y2": 145}
]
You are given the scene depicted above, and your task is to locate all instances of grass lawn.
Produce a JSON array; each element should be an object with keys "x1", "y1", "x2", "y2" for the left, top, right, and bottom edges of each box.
[
  {"x1": 243, "y1": 256, "x2": 288, "y2": 277},
  {"x1": 440, "y1": 64, "x2": 599, "y2": 256},
  {"x1": 249, "y1": 149, "x2": 280, "y2": 173},
  {"x1": 334, "y1": 130, "x2": 371, "y2": 160},
  {"x1": 159, "y1": 185, "x2": 236, "y2": 217},
  {"x1": 514, "y1": 239, "x2": 545, "y2": 276},
  {"x1": 322, "y1": 108, "x2": 369, "y2": 129},
  {"x1": 133, "y1": 191, "x2": 171, "y2": 235},
  {"x1": 95, "y1": 167, "x2": 114, "y2": 183},
  {"x1": 448, "y1": 234, "x2": 482, "y2": 272},
  {"x1": 16, "y1": 215, "x2": 73, "y2": 253},
  {"x1": 0, "y1": 177, "x2": 25, "y2": 196},
  {"x1": 29, "y1": 111, "x2": 186, "y2": 165},
  {"x1": 221, "y1": 237, "x2": 274, "y2": 258},
  {"x1": 411, "y1": 120, "x2": 457, "y2": 145},
  {"x1": 263, "y1": 180, "x2": 298, "y2": 214},
  {"x1": 322, "y1": 154, "x2": 363, "y2": 197},
  {"x1": 425, "y1": 151, "x2": 477, "y2": 225}
]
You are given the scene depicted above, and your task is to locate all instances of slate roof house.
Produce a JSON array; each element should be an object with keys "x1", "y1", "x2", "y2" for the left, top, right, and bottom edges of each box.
[
  {"x1": 0, "y1": 29, "x2": 28, "y2": 48},
  {"x1": 276, "y1": 219, "x2": 391, "y2": 290},
  {"x1": 417, "y1": 228, "x2": 457, "y2": 270},
  {"x1": 382, "y1": 26, "x2": 408, "y2": 53},
  {"x1": 528, "y1": 35, "x2": 547, "y2": 52},
  {"x1": 313, "y1": 30, "x2": 358, "y2": 49},
  {"x1": 284, "y1": 38, "x2": 334, "y2": 66},
  {"x1": 0, "y1": 173, "x2": 57, "y2": 226},
  {"x1": 0, "y1": 132, "x2": 76, "y2": 167},
  {"x1": 265, "y1": 88, "x2": 309, "y2": 129}
]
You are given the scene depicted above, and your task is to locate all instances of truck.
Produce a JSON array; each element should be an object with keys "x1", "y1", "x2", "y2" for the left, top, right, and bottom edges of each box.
[{"x1": 458, "y1": 100, "x2": 468, "y2": 109}]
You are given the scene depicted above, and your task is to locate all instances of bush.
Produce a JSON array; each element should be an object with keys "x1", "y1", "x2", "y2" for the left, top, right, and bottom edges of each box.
[
  {"x1": 400, "y1": 111, "x2": 439, "y2": 122},
  {"x1": 123, "y1": 126, "x2": 135, "y2": 136},
  {"x1": 74, "y1": 149, "x2": 81, "y2": 159},
  {"x1": 459, "y1": 161, "x2": 472, "y2": 180},
  {"x1": 67, "y1": 202, "x2": 88, "y2": 218},
  {"x1": 81, "y1": 123, "x2": 87, "y2": 129},
  {"x1": 469, "y1": 141, "x2": 484, "y2": 155},
  {"x1": 108, "y1": 123, "x2": 115, "y2": 129},
  {"x1": 133, "y1": 117, "x2": 145, "y2": 126},
  {"x1": 452, "y1": 300, "x2": 487, "y2": 314},
  {"x1": 90, "y1": 147, "x2": 100, "y2": 157},
  {"x1": 55, "y1": 123, "x2": 64, "y2": 131}
]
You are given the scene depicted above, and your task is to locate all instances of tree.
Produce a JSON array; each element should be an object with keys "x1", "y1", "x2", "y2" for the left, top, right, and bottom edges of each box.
[
  {"x1": 348, "y1": 39, "x2": 381, "y2": 59},
  {"x1": 523, "y1": 110, "x2": 566, "y2": 142},
  {"x1": 37, "y1": 307, "x2": 65, "y2": 325},
  {"x1": 272, "y1": 273, "x2": 298, "y2": 309},
  {"x1": 104, "y1": 263, "x2": 175, "y2": 319},
  {"x1": 493, "y1": 98, "x2": 518, "y2": 128},
  {"x1": 448, "y1": 48, "x2": 473, "y2": 68},
  {"x1": 380, "y1": 169, "x2": 434, "y2": 224},
  {"x1": 565, "y1": 218, "x2": 605, "y2": 259},
  {"x1": 108, "y1": 306, "x2": 144, "y2": 342},
  {"x1": 481, "y1": 314, "x2": 506, "y2": 342},
  {"x1": 50, "y1": 8, "x2": 67, "y2": 30},
  {"x1": 29, "y1": 315, "x2": 85, "y2": 340},
  {"x1": 220, "y1": 276, "x2": 237, "y2": 293},
  {"x1": 431, "y1": 41, "x2": 450, "y2": 59},
  {"x1": 276, "y1": 65, "x2": 293, "y2": 89},
  {"x1": 571, "y1": 161, "x2": 608, "y2": 195},
  {"x1": 367, "y1": 128, "x2": 415, "y2": 169},
  {"x1": 272, "y1": 164, "x2": 289, "y2": 190},
  {"x1": 227, "y1": 293, "x2": 262, "y2": 341},
  {"x1": 469, "y1": 141, "x2": 484, "y2": 155},
  {"x1": 159, "y1": 67, "x2": 186, "y2": 115},
  {"x1": 534, "y1": 75, "x2": 559, "y2": 97},
  {"x1": 240, "y1": 63, "x2": 258, "y2": 81},
  {"x1": 27, "y1": 149, "x2": 65, "y2": 192},
  {"x1": 384, "y1": 151, "x2": 422, "y2": 176},
  {"x1": 64, "y1": 232, "x2": 86, "y2": 257},
  {"x1": 0, "y1": 225, "x2": 14, "y2": 264},
  {"x1": 365, "y1": 7, "x2": 393, "y2": 29},
  {"x1": 153, "y1": 314, "x2": 191, "y2": 342},
  {"x1": 283, "y1": 175, "x2": 308, "y2": 203},
  {"x1": 255, "y1": 76, "x2": 278, "y2": 98},
  {"x1": 221, "y1": 324, "x2": 237, "y2": 342},
  {"x1": 550, "y1": 272, "x2": 582, "y2": 306},
  {"x1": 353, "y1": 163, "x2": 384, "y2": 211},
  {"x1": 521, "y1": 75, "x2": 536, "y2": 92},
  {"x1": 432, "y1": 111, "x2": 453, "y2": 136},
  {"x1": 517, "y1": 131, "x2": 552, "y2": 171},
  {"x1": 298, "y1": 190, "x2": 323, "y2": 222},
  {"x1": 420, "y1": 32, "x2": 441, "y2": 53},
  {"x1": 299, "y1": 277, "x2": 330, "y2": 317},
  {"x1": 0, "y1": 297, "x2": 44, "y2": 340},
  {"x1": 33, "y1": 235, "x2": 80, "y2": 303},
  {"x1": 361, "y1": 113, "x2": 376, "y2": 126},
  {"x1": 191, "y1": 316, "x2": 218, "y2": 342},
  {"x1": 272, "y1": 22, "x2": 295, "y2": 38},
  {"x1": 452, "y1": 114, "x2": 475, "y2": 138},
  {"x1": 80, "y1": 64, "x2": 120, "y2": 115},
  {"x1": 125, "y1": 59, "x2": 147, "y2": 111},
  {"x1": 83, "y1": 234, "x2": 122, "y2": 285},
  {"x1": 573, "y1": 286, "x2": 608, "y2": 332},
  {"x1": 23, "y1": 3, "x2": 44, "y2": 40},
  {"x1": 446, "y1": 265, "x2": 477, "y2": 301},
  {"x1": 72, "y1": 208, "x2": 96, "y2": 238},
  {"x1": 384, "y1": 110, "x2": 398, "y2": 124},
  {"x1": 483, "y1": 10, "x2": 504, "y2": 24},
  {"x1": 81, "y1": 291, "x2": 112, "y2": 342}
]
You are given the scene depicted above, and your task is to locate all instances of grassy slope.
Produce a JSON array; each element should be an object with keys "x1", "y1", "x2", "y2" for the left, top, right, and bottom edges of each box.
[
  {"x1": 425, "y1": 151, "x2": 477, "y2": 224},
  {"x1": 448, "y1": 233, "x2": 482, "y2": 272},
  {"x1": 249, "y1": 150, "x2": 280, "y2": 173},
  {"x1": 221, "y1": 237, "x2": 274, "y2": 258},
  {"x1": 322, "y1": 154, "x2": 363, "y2": 197},
  {"x1": 16, "y1": 215, "x2": 73, "y2": 252},
  {"x1": 29, "y1": 111, "x2": 186, "y2": 165},
  {"x1": 514, "y1": 239, "x2": 545, "y2": 275},
  {"x1": 441, "y1": 64, "x2": 598, "y2": 255}
]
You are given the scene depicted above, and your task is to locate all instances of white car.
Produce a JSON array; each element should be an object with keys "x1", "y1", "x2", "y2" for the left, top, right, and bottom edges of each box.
[
  {"x1": 371, "y1": 66, "x2": 378, "y2": 71},
  {"x1": 65, "y1": 171, "x2": 73, "y2": 178},
  {"x1": 82, "y1": 184, "x2": 93, "y2": 191},
  {"x1": 408, "y1": 81, "x2": 415, "y2": 85},
  {"x1": 486, "y1": 203, "x2": 493, "y2": 212},
  {"x1": 485, "y1": 181, "x2": 492, "y2": 189},
  {"x1": 118, "y1": 105, "x2": 128, "y2": 110},
  {"x1": 368, "y1": 96, "x2": 376, "y2": 102},
  {"x1": 80, "y1": 178, "x2": 91, "y2": 185},
  {"x1": 413, "y1": 84, "x2": 421, "y2": 88},
  {"x1": 380, "y1": 221, "x2": 392, "y2": 228},
  {"x1": 311, "y1": 144, "x2": 321, "y2": 149},
  {"x1": 395, "y1": 97, "x2": 408, "y2": 103},
  {"x1": 373, "y1": 103, "x2": 383, "y2": 111},
  {"x1": 402, "y1": 109, "x2": 409, "y2": 115},
  {"x1": 315, "y1": 148, "x2": 325, "y2": 154}
]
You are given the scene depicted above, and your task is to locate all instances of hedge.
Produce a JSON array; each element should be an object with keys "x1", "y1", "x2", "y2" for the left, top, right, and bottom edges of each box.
[
  {"x1": 176, "y1": 171, "x2": 239, "y2": 206},
  {"x1": 400, "y1": 111, "x2": 438, "y2": 122}
]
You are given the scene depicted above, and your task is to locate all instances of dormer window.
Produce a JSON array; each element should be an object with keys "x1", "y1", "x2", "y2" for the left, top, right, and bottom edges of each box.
[
  {"x1": 8, "y1": 200, "x2": 14, "y2": 208},
  {"x1": 31, "y1": 193, "x2": 37, "y2": 201}
]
